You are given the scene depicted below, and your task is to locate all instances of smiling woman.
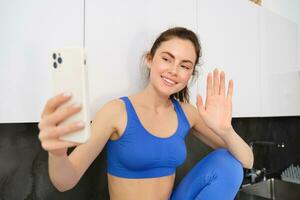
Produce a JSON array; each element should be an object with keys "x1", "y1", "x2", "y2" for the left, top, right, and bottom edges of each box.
[
  {"x1": 38, "y1": 27, "x2": 253, "y2": 200},
  {"x1": 142, "y1": 28, "x2": 201, "y2": 103}
]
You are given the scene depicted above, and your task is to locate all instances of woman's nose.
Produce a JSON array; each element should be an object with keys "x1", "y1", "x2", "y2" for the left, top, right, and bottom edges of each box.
[{"x1": 168, "y1": 64, "x2": 178, "y2": 75}]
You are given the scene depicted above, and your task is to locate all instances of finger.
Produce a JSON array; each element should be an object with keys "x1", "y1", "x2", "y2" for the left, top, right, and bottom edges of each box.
[
  {"x1": 41, "y1": 92, "x2": 72, "y2": 119},
  {"x1": 227, "y1": 79, "x2": 233, "y2": 100},
  {"x1": 196, "y1": 94, "x2": 205, "y2": 116},
  {"x1": 213, "y1": 68, "x2": 220, "y2": 95},
  {"x1": 42, "y1": 102, "x2": 82, "y2": 127},
  {"x1": 41, "y1": 140, "x2": 80, "y2": 151},
  {"x1": 220, "y1": 71, "x2": 226, "y2": 96},
  {"x1": 39, "y1": 120, "x2": 85, "y2": 141},
  {"x1": 207, "y1": 72, "x2": 213, "y2": 96}
]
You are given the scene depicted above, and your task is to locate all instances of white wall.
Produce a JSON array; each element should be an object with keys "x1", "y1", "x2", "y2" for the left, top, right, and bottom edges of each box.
[
  {"x1": 86, "y1": 0, "x2": 197, "y2": 118},
  {"x1": 262, "y1": 0, "x2": 300, "y2": 25},
  {"x1": 262, "y1": 0, "x2": 300, "y2": 70},
  {"x1": 1, "y1": 0, "x2": 299, "y2": 123},
  {"x1": 194, "y1": 0, "x2": 261, "y2": 117},
  {"x1": 0, "y1": 0, "x2": 84, "y2": 123}
]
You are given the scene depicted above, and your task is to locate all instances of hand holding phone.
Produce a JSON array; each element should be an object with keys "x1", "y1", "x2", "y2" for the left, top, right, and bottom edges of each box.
[
  {"x1": 49, "y1": 48, "x2": 91, "y2": 144},
  {"x1": 38, "y1": 92, "x2": 84, "y2": 157}
]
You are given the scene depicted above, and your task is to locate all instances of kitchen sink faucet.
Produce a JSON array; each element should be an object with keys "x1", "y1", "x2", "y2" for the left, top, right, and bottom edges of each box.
[{"x1": 246, "y1": 140, "x2": 285, "y2": 184}]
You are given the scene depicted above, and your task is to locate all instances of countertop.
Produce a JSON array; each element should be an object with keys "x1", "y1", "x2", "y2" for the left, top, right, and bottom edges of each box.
[{"x1": 235, "y1": 191, "x2": 269, "y2": 200}]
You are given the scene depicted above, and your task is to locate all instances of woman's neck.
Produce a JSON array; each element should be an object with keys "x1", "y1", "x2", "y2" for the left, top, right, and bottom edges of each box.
[{"x1": 134, "y1": 84, "x2": 173, "y2": 113}]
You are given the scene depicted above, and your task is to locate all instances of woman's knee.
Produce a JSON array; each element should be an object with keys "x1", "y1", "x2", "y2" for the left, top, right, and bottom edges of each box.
[
  {"x1": 207, "y1": 148, "x2": 244, "y2": 185},
  {"x1": 170, "y1": 148, "x2": 244, "y2": 200}
]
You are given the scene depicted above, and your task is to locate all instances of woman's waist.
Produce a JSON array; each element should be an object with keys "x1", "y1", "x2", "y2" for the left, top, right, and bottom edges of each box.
[{"x1": 107, "y1": 173, "x2": 175, "y2": 200}]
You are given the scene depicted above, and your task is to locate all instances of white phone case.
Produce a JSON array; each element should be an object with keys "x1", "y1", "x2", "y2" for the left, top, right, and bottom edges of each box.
[{"x1": 51, "y1": 48, "x2": 91, "y2": 143}]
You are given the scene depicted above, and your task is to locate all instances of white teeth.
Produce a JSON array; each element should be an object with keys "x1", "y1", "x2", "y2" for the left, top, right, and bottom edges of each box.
[{"x1": 162, "y1": 77, "x2": 176, "y2": 84}]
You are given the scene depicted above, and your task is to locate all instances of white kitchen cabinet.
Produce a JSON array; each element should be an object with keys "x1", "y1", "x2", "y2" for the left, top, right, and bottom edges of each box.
[
  {"x1": 0, "y1": 0, "x2": 84, "y2": 123},
  {"x1": 1, "y1": 0, "x2": 299, "y2": 123},
  {"x1": 260, "y1": 7, "x2": 300, "y2": 116},
  {"x1": 194, "y1": 0, "x2": 261, "y2": 117},
  {"x1": 193, "y1": 0, "x2": 300, "y2": 117}
]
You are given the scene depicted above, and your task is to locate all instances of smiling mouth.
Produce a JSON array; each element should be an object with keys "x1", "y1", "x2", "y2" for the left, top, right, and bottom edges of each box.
[{"x1": 161, "y1": 76, "x2": 177, "y2": 86}]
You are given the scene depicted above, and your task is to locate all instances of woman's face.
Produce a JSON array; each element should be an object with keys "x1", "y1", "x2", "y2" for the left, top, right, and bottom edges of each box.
[{"x1": 147, "y1": 37, "x2": 196, "y2": 97}]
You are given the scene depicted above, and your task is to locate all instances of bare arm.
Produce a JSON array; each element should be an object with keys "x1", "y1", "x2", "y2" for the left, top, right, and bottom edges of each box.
[
  {"x1": 216, "y1": 127, "x2": 254, "y2": 169},
  {"x1": 179, "y1": 69, "x2": 254, "y2": 169},
  {"x1": 66, "y1": 100, "x2": 119, "y2": 184},
  {"x1": 40, "y1": 98, "x2": 122, "y2": 191},
  {"x1": 48, "y1": 153, "x2": 79, "y2": 191},
  {"x1": 182, "y1": 102, "x2": 226, "y2": 149},
  {"x1": 185, "y1": 102, "x2": 253, "y2": 169}
]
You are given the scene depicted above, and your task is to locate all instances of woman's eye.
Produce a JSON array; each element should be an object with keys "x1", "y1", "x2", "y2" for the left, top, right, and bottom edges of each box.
[
  {"x1": 162, "y1": 57, "x2": 170, "y2": 62},
  {"x1": 181, "y1": 65, "x2": 189, "y2": 69}
]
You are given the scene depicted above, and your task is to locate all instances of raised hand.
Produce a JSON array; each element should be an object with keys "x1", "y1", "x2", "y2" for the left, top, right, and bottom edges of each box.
[{"x1": 196, "y1": 68, "x2": 233, "y2": 136}]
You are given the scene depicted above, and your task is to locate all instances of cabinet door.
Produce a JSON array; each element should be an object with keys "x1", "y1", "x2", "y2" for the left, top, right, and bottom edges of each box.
[
  {"x1": 194, "y1": 0, "x2": 260, "y2": 117},
  {"x1": 85, "y1": 0, "x2": 197, "y2": 117},
  {"x1": 0, "y1": 0, "x2": 84, "y2": 122},
  {"x1": 260, "y1": 7, "x2": 300, "y2": 116}
]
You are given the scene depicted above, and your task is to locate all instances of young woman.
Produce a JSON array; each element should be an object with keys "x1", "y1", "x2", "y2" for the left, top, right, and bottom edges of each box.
[{"x1": 38, "y1": 27, "x2": 253, "y2": 200}]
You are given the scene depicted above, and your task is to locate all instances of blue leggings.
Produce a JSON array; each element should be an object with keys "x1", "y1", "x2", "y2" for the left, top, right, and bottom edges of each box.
[{"x1": 170, "y1": 148, "x2": 244, "y2": 200}]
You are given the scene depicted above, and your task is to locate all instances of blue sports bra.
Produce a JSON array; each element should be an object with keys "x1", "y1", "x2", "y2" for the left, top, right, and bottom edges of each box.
[{"x1": 106, "y1": 96, "x2": 191, "y2": 179}]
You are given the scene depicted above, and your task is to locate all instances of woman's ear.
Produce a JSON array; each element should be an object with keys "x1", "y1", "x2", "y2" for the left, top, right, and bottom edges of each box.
[{"x1": 145, "y1": 53, "x2": 152, "y2": 69}]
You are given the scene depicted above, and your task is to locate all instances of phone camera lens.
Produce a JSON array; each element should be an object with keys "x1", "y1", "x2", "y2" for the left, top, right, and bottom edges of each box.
[
  {"x1": 57, "y1": 57, "x2": 62, "y2": 64},
  {"x1": 53, "y1": 62, "x2": 57, "y2": 68},
  {"x1": 52, "y1": 53, "x2": 57, "y2": 60}
]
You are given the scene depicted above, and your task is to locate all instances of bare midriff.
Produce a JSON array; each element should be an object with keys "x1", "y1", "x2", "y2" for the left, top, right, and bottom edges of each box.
[{"x1": 107, "y1": 172, "x2": 176, "y2": 200}]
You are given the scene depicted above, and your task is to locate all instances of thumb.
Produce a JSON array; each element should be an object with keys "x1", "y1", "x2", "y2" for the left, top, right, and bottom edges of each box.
[{"x1": 196, "y1": 94, "x2": 205, "y2": 116}]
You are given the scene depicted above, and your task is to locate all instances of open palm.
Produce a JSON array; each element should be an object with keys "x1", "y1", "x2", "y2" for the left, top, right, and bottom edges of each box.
[{"x1": 196, "y1": 68, "x2": 233, "y2": 136}]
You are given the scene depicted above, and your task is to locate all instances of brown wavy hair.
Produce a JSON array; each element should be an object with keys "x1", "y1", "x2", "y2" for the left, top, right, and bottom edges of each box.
[{"x1": 143, "y1": 27, "x2": 202, "y2": 103}]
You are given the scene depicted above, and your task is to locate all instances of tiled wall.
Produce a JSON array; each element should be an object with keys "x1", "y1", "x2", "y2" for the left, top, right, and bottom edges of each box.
[
  {"x1": 1, "y1": 117, "x2": 299, "y2": 199},
  {"x1": 232, "y1": 117, "x2": 300, "y2": 173}
]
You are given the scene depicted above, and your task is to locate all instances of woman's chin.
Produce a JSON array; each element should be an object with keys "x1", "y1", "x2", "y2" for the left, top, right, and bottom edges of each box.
[
  {"x1": 151, "y1": 81, "x2": 184, "y2": 97},
  {"x1": 157, "y1": 86, "x2": 180, "y2": 97}
]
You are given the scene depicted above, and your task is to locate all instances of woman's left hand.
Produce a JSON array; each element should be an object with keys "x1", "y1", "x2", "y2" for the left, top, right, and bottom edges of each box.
[{"x1": 196, "y1": 68, "x2": 233, "y2": 136}]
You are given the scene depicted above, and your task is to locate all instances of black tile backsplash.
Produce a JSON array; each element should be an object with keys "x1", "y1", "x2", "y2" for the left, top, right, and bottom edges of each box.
[
  {"x1": 232, "y1": 117, "x2": 300, "y2": 173},
  {"x1": 1, "y1": 117, "x2": 299, "y2": 199}
]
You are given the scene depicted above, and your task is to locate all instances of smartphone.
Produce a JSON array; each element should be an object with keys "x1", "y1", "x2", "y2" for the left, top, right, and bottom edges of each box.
[{"x1": 51, "y1": 48, "x2": 91, "y2": 143}]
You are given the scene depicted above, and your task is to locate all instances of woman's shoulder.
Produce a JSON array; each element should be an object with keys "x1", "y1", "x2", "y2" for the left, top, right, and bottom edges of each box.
[
  {"x1": 96, "y1": 97, "x2": 126, "y2": 118},
  {"x1": 177, "y1": 100, "x2": 198, "y2": 128},
  {"x1": 177, "y1": 100, "x2": 197, "y2": 113}
]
